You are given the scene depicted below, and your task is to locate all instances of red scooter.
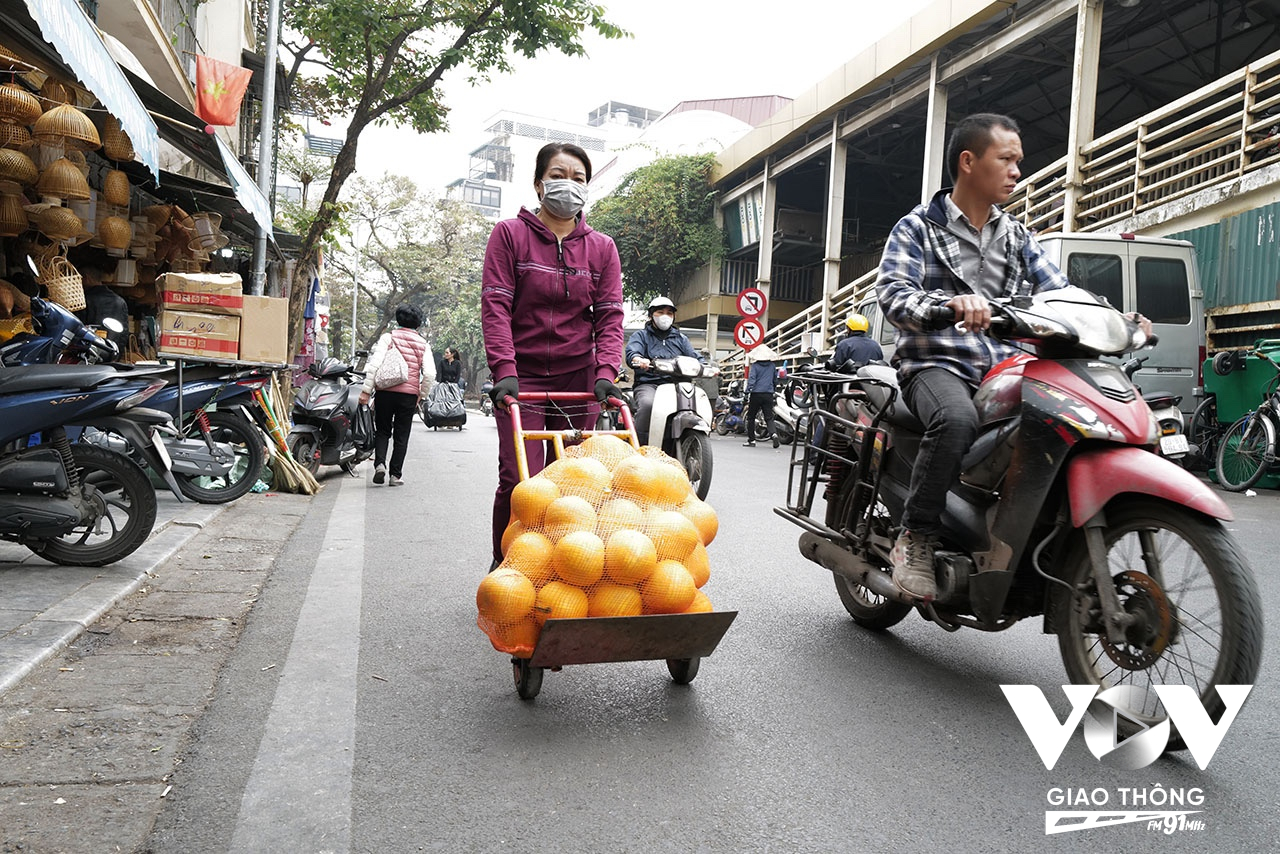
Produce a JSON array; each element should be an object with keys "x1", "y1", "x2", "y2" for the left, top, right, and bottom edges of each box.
[{"x1": 777, "y1": 286, "x2": 1262, "y2": 751}]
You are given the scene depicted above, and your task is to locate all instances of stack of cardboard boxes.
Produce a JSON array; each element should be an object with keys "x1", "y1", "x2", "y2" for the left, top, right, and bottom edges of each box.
[{"x1": 158, "y1": 272, "x2": 289, "y2": 364}]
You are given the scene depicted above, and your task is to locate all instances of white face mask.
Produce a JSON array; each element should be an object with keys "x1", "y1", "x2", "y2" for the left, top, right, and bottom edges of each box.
[
  {"x1": 539, "y1": 179, "x2": 588, "y2": 219},
  {"x1": 653, "y1": 314, "x2": 674, "y2": 332}
]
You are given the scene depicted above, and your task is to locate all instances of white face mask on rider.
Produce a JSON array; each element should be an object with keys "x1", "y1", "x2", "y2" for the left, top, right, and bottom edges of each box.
[
  {"x1": 653, "y1": 314, "x2": 674, "y2": 332},
  {"x1": 539, "y1": 179, "x2": 588, "y2": 219}
]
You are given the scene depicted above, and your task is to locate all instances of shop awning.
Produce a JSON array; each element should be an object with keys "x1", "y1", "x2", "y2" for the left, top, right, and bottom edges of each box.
[{"x1": 17, "y1": 0, "x2": 160, "y2": 180}]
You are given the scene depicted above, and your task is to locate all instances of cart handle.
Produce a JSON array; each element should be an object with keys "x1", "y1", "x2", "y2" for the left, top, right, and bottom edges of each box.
[{"x1": 507, "y1": 396, "x2": 638, "y2": 481}]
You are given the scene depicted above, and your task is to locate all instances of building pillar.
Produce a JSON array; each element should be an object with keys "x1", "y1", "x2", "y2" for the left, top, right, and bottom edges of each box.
[
  {"x1": 820, "y1": 118, "x2": 847, "y2": 349},
  {"x1": 921, "y1": 54, "x2": 948, "y2": 203},
  {"x1": 755, "y1": 160, "x2": 776, "y2": 334},
  {"x1": 1063, "y1": 0, "x2": 1104, "y2": 231}
]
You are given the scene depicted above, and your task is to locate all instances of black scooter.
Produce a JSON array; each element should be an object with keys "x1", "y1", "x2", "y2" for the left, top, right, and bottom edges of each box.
[{"x1": 287, "y1": 357, "x2": 373, "y2": 475}]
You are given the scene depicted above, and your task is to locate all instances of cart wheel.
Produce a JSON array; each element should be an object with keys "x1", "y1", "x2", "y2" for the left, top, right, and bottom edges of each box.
[
  {"x1": 666, "y1": 657, "x2": 700, "y2": 685},
  {"x1": 512, "y1": 657, "x2": 543, "y2": 699}
]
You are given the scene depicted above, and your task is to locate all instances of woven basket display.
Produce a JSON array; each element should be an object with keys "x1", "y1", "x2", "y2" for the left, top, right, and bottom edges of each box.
[
  {"x1": 0, "y1": 277, "x2": 31, "y2": 312},
  {"x1": 102, "y1": 168, "x2": 130, "y2": 207},
  {"x1": 188, "y1": 211, "x2": 228, "y2": 250},
  {"x1": 0, "y1": 84, "x2": 41, "y2": 126},
  {"x1": 99, "y1": 215, "x2": 132, "y2": 254},
  {"x1": 103, "y1": 115, "x2": 134, "y2": 161},
  {"x1": 0, "y1": 189, "x2": 25, "y2": 237},
  {"x1": 0, "y1": 315, "x2": 35, "y2": 343},
  {"x1": 36, "y1": 252, "x2": 84, "y2": 311},
  {"x1": 36, "y1": 157, "x2": 90, "y2": 202},
  {"x1": 36, "y1": 205, "x2": 83, "y2": 241},
  {"x1": 0, "y1": 124, "x2": 32, "y2": 150},
  {"x1": 38, "y1": 77, "x2": 74, "y2": 106},
  {"x1": 0, "y1": 148, "x2": 37, "y2": 185},
  {"x1": 0, "y1": 45, "x2": 27, "y2": 73},
  {"x1": 33, "y1": 103, "x2": 99, "y2": 150}
]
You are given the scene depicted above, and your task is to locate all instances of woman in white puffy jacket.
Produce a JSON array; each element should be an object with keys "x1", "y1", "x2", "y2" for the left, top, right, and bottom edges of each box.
[{"x1": 359, "y1": 305, "x2": 435, "y2": 486}]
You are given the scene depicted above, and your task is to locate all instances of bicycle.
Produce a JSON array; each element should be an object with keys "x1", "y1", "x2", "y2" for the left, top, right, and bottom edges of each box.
[{"x1": 1214, "y1": 347, "x2": 1280, "y2": 491}]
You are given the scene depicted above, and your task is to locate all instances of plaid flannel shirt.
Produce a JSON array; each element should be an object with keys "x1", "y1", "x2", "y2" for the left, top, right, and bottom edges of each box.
[{"x1": 876, "y1": 189, "x2": 1070, "y2": 387}]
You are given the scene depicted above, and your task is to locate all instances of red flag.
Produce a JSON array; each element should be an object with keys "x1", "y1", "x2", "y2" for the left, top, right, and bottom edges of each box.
[{"x1": 195, "y1": 55, "x2": 253, "y2": 126}]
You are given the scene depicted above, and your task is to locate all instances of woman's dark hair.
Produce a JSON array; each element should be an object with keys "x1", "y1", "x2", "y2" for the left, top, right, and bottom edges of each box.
[
  {"x1": 533, "y1": 142, "x2": 592, "y2": 185},
  {"x1": 445, "y1": 347, "x2": 458, "y2": 359},
  {"x1": 946, "y1": 113, "x2": 1020, "y2": 182},
  {"x1": 395, "y1": 304, "x2": 423, "y2": 329}
]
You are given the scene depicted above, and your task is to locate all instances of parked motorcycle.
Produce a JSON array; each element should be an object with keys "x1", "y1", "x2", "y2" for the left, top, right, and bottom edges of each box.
[
  {"x1": 3, "y1": 297, "x2": 268, "y2": 503},
  {"x1": 777, "y1": 286, "x2": 1261, "y2": 751},
  {"x1": 1120, "y1": 353, "x2": 1188, "y2": 461},
  {"x1": 479, "y1": 376, "x2": 494, "y2": 417},
  {"x1": 0, "y1": 363, "x2": 176, "y2": 565},
  {"x1": 288, "y1": 357, "x2": 373, "y2": 476},
  {"x1": 712, "y1": 380, "x2": 769, "y2": 440},
  {"x1": 637, "y1": 356, "x2": 719, "y2": 500}
]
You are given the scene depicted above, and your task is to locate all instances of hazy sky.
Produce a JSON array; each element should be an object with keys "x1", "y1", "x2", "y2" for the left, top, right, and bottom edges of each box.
[{"x1": 348, "y1": 0, "x2": 934, "y2": 196}]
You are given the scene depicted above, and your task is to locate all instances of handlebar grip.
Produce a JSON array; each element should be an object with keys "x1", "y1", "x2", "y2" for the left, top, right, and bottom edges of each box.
[
  {"x1": 1146, "y1": 332, "x2": 1160, "y2": 347},
  {"x1": 925, "y1": 305, "x2": 956, "y2": 330}
]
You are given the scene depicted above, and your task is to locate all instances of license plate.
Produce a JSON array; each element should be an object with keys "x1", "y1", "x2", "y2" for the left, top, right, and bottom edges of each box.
[
  {"x1": 151, "y1": 430, "x2": 174, "y2": 470},
  {"x1": 1159, "y1": 434, "x2": 1190, "y2": 457}
]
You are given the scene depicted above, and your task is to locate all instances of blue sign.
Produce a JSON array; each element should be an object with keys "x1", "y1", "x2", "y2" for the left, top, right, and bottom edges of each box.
[
  {"x1": 23, "y1": 0, "x2": 160, "y2": 181},
  {"x1": 216, "y1": 135, "x2": 276, "y2": 243}
]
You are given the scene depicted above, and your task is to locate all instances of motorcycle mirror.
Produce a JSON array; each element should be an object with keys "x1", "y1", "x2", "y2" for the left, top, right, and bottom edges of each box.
[
  {"x1": 24, "y1": 255, "x2": 37, "y2": 277},
  {"x1": 102, "y1": 317, "x2": 125, "y2": 334}
]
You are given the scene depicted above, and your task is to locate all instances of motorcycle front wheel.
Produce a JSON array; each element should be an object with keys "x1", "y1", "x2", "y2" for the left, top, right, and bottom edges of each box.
[
  {"x1": 288, "y1": 432, "x2": 322, "y2": 476},
  {"x1": 676, "y1": 432, "x2": 713, "y2": 501},
  {"x1": 33, "y1": 445, "x2": 157, "y2": 567},
  {"x1": 176, "y1": 411, "x2": 267, "y2": 504},
  {"x1": 1056, "y1": 498, "x2": 1263, "y2": 753}
]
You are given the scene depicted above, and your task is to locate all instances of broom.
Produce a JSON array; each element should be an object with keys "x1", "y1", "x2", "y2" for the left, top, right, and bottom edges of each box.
[{"x1": 254, "y1": 376, "x2": 320, "y2": 495}]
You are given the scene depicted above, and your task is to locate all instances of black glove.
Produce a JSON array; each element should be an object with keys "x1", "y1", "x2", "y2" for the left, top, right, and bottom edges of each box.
[
  {"x1": 594, "y1": 377, "x2": 623, "y2": 404},
  {"x1": 491, "y1": 376, "x2": 519, "y2": 409}
]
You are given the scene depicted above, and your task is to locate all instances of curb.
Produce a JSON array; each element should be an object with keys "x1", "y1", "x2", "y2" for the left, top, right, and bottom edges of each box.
[{"x1": 0, "y1": 501, "x2": 227, "y2": 697}]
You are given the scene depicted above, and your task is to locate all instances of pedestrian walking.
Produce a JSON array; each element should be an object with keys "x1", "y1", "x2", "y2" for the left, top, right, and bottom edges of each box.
[
  {"x1": 743, "y1": 344, "x2": 780, "y2": 448},
  {"x1": 360, "y1": 305, "x2": 435, "y2": 487}
]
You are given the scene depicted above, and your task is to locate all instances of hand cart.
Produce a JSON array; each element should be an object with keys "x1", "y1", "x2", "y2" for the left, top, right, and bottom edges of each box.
[{"x1": 500, "y1": 391, "x2": 737, "y2": 699}]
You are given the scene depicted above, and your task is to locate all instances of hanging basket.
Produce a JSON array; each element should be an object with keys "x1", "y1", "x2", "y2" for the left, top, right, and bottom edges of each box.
[
  {"x1": 38, "y1": 77, "x2": 74, "y2": 107},
  {"x1": 102, "y1": 168, "x2": 130, "y2": 207},
  {"x1": 0, "y1": 83, "x2": 41, "y2": 126},
  {"x1": 32, "y1": 103, "x2": 100, "y2": 150},
  {"x1": 35, "y1": 205, "x2": 84, "y2": 241},
  {"x1": 103, "y1": 115, "x2": 134, "y2": 161},
  {"x1": 0, "y1": 124, "x2": 32, "y2": 151},
  {"x1": 0, "y1": 45, "x2": 29, "y2": 73},
  {"x1": 188, "y1": 211, "x2": 229, "y2": 251},
  {"x1": 0, "y1": 188, "x2": 26, "y2": 237},
  {"x1": 36, "y1": 157, "x2": 90, "y2": 202},
  {"x1": 98, "y1": 215, "x2": 132, "y2": 255},
  {"x1": 36, "y1": 252, "x2": 85, "y2": 311},
  {"x1": 0, "y1": 148, "x2": 37, "y2": 186},
  {"x1": 0, "y1": 276, "x2": 31, "y2": 312},
  {"x1": 64, "y1": 148, "x2": 89, "y2": 178}
]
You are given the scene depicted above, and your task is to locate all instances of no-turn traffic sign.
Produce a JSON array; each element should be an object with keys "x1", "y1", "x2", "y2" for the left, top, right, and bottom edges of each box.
[
  {"x1": 734, "y1": 317, "x2": 765, "y2": 350},
  {"x1": 736, "y1": 287, "x2": 768, "y2": 319}
]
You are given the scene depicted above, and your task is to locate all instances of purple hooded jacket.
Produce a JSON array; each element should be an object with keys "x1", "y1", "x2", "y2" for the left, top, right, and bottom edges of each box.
[{"x1": 481, "y1": 208, "x2": 625, "y2": 383}]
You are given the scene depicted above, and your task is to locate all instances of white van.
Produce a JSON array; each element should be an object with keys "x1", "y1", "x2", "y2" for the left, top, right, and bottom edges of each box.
[{"x1": 855, "y1": 234, "x2": 1205, "y2": 413}]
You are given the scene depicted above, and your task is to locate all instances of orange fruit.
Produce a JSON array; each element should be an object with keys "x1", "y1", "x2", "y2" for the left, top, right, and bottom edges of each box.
[
  {"x1": 649, "y1": 460, "x2": 691, "y2": 507},
  {"x1": 476, "y1": 568, "x2": 536, "y2": 624},
  {"x1": 603, "y1": 529, "x2": 658, "y2": 585},
  {"x1": 647, "y1": 510, "x2": 701, "y2": 561},
  {"x1": 683, "y1": 589, "x2": 713, "y2": 614},
  {"x1": 534, "y1": 581, "x2": 589, "y2": 625},
  {"x1": 490, "y1": 615, "x2": 541, "y2": 656},
  {"x1": 510, "y1": 477, "x2": 560, "y2": 529},
  {"x1": 578, "y1": 434, "x2": 637, "y2": 470},
  {"x1": 542, "y1": 456, "x2": 611, "y2": 504},
  {"x1": 596, "y1": 497, "x2": 644, "y2": 539},
  {"x1": 553, "y1": 530, "x2": 605, "y2": 587},
  {"x1": 543, "y1": 495, "x2": 597, "y2": 541},
  {"x1": 678, "y1": 496, "x2": 718, "y2": 546},
  {"x1": 503, "y1": 531, "x2": 555, "y2": 586},
  {"x1": 685, "y1": 541, "x2": 710, "y2": 588},
  {"x1": 641, "y1": 560, "x2": 697, "y2": 614},
  {"x1": 500, "y1": 519, "x2": 526, "y2": 555},
  {"x1": 610, "y1": 455, "x2": 660, "y2": 505},
  {"x1": 588, "y1": 583, "x2": 643, "y2": 617}
]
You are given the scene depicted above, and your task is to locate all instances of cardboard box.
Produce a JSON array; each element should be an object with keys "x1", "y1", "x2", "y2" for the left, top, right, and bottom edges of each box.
[
  {"x1": 159, "y1": 309, "x2": 240, "y2": 359},
  {"x1": 238, "y1": 295, "x2": 289, "y2": 364},
  {"x1": 160, "y1": 272, "x2": 244, "y2": 315}
]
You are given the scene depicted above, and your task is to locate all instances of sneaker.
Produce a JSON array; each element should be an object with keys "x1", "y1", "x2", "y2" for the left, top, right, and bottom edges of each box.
[
  {"x1": 889, "y1": 530, "x2": 937, "y2": 600},
  {"x1": 743, "y1": 441, "x2": 756, "y2": 447},
  {"x1": 772, "y1": 434, "x2": 780, "y2": 449},
  {"x1": 389, "y1": 476, "x2": 403, "y2": 487},
  {"x1": 372, "y1": 464, "x2": 386, "y2": 485}
]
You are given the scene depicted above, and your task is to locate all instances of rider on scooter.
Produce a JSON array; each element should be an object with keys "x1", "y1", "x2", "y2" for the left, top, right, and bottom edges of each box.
[
  {"x1": 626, "y1": 296, "x2": 704, "y2": 446},
  {"x1": 829, "y1": 313, "x2": 884, "y2": 372}
]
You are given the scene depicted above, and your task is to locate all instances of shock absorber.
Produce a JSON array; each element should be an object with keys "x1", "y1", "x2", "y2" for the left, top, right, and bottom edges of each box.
[
  {"x1": 49, "y1": 427, "x2": 81, "y2": 492},
  {"x1": 822, "y1": 429, "x2": 851, "y2": 500},
  {"x1": 192, "y1": 408, "x2": 214, "y2": 447}
]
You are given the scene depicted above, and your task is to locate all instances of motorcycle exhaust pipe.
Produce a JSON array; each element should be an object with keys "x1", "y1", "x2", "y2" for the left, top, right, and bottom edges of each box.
[{"x1": 798, "y1": 532, "x2": 911, "y2": 605}]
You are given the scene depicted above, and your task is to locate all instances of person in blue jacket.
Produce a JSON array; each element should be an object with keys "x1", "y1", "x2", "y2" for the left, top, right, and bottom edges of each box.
[
  {"x1": 625, "y1": 296, "x2": 703, "y2": 446},
  {"x1": 830, "y1": 313, "x2": 884, "y2": 371},
  {"x1": 742, "y1": 344, "x2": 780, "y2": 448}
]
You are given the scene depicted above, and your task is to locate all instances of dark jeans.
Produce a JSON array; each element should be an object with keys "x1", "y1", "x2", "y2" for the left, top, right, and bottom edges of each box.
[
  {"x1": 631, "y1": 381, "x2": 659, "y2": 446},
  {"x1": 900, "y1": 368, "x2": 980, "y2": 537},
  {"x1": 373, "y1": 390, "x2": 418, "y2": 477},
  {"x1": 744, "y1": 391, "x2": 775, "y2": 442}
]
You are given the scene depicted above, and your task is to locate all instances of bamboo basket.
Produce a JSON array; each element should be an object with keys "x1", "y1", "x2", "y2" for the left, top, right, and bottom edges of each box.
[
  {"x1": 36, "y1": 157, "x2": 90, "y2": 202},
  {"x1": 0, "y1": 189, "x2": 26, "y2": 237},
  {"x1": 98, "y1": 215, "x2": 132, "y2": 255},
  {"x1": 35, "y1": 205, "x2": 83, "y2": 242},
  {"x1": 0, "y1": 148, "x2": 37, "y2": 185},
  {"x1": 0, "y1": 45, "x2": 27, "y2": 73},
  {"x1": 33, "y1": 103, "x2": 99, "y2": 150},
  {"x1": 102, "y1": 168, "x2": 130, "y2": 207},
  {"x1": 36, "y1": 252, "x2": 84, "y2": 311},
  {"x1": 103, "y1": 115, "x2": 134, "y2": 161},
  {"x1": 0, "y1": 124, "x2": 32, "y2": 150},
  {"x1": 0, "y1": 83, "x2": 41, "y2": 126},
  {"x1": 0, "y1": 314, "x2": 35, "y2": 343},
  {"x1": 38, "y1": 77, "x2": 74, "y2": 107},
  {"x1": 188, "y1": 211, "x2": 229, "y2": 250},
  {"x1": 0, "y1": 276, "x2": 32, "y2": 312}
]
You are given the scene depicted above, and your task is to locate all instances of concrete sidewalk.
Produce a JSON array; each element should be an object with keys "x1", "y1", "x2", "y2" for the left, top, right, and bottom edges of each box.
[{"x1": 0, "y1": 493, "x2": 228, "y2": 696}]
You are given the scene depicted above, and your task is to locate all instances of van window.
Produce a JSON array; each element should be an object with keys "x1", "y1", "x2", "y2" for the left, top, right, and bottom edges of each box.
[
  {"x1": 858, "y1": 298, "x2": 895, "y2": 346},
  {"x1": 1065, "y1": 253, "x2": 1123, "y2": 310},
  {"x1": 1135, "y1": 258, "x2": 1191, "y2": 324}
]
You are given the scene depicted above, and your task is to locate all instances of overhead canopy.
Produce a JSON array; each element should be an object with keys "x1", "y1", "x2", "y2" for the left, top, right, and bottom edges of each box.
[{"x1": 2, "y1": 0, "x2": 160, "y2": 180}]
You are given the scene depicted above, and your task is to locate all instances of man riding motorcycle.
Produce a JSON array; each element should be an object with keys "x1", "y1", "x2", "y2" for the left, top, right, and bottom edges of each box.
[
  {"x1": 626, "y1": 296, "x2": 704, "y2": 446},
  {"x1": 829, "y1": 313, "x2": 884, "y2": 372}
]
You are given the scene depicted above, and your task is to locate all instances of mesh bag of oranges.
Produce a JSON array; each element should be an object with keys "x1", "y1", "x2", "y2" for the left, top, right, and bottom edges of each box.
[{"x1": 477, "y1": 434, "x2": 719, "y2": 657}]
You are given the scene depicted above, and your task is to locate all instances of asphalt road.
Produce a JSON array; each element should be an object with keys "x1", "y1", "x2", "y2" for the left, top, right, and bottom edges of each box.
[{"x1": 142, "y1": 414, "x2": 1278, "y2": 853}]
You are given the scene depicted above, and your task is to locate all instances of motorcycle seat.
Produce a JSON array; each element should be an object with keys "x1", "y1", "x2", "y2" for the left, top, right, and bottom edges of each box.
[
  {"x1": 1142, "y1": 391, "x2": 1181, "y2": 409},
  {"x1": 0, "y1": 364, "x2": 120, "y2": 395},
  {"x1": 855, "y1": 365, "x2": 925, "y2": 433}
]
